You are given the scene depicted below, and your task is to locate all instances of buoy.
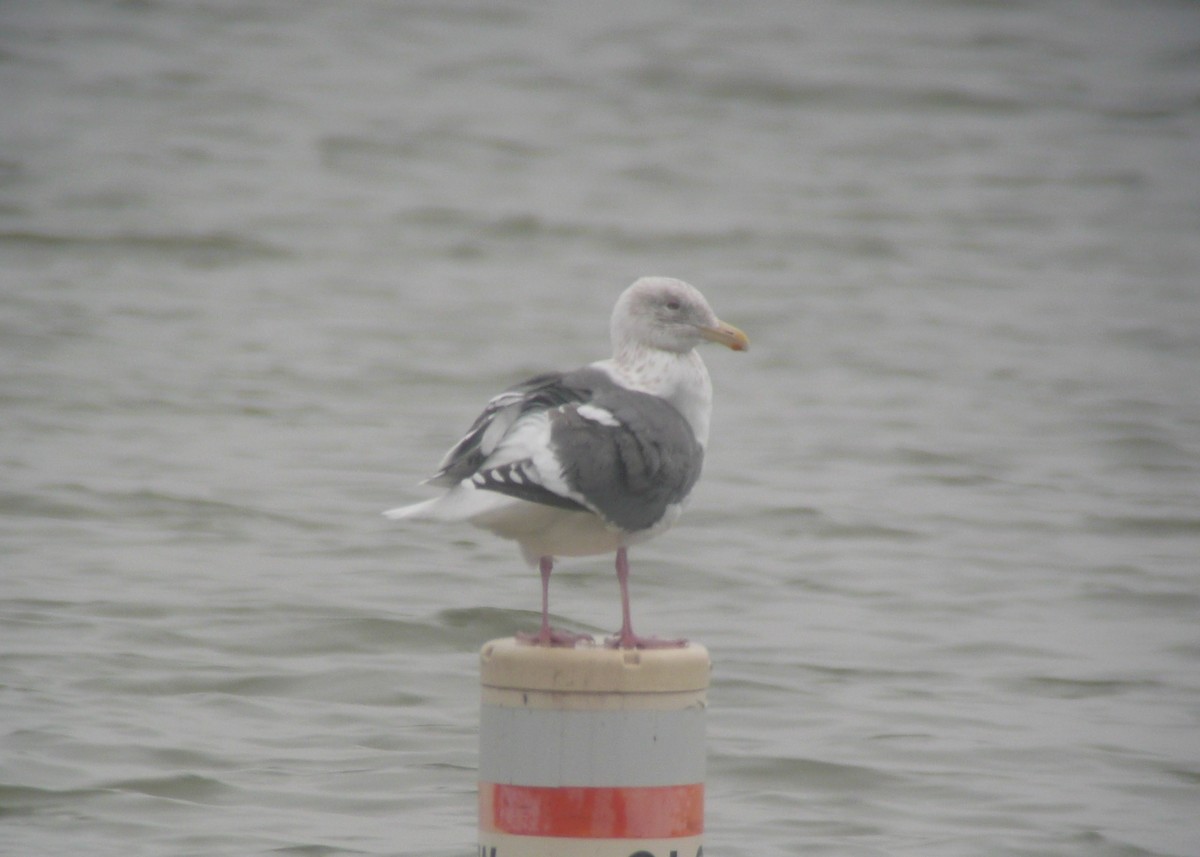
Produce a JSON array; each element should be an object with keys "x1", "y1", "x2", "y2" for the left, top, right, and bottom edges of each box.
[{"x1": 478, "y1": 637, "x2": 710, "y2": 857}]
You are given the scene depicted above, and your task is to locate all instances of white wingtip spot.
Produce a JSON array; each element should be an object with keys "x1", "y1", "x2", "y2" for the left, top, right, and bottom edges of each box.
[{"x1": 576, "y1": 404, "x2": 621, "y2": 427}]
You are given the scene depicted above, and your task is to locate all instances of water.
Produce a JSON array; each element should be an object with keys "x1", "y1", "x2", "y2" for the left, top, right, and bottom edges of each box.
[{"x1": 3, "y1": 0, "x2": 1200, "y2": 854}]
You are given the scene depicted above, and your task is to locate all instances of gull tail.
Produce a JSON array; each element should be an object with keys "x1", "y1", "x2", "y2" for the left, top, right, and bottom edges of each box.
[
  {"x1": 383, "y1": 497, "x2": 442, "y2": 521},
  {"x1": 383, "y1": 483, "x2": 510, "y2": 523}
]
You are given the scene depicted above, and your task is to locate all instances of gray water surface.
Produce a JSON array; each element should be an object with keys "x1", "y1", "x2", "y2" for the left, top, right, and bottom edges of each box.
[{"x1": 3, "y1": 1, "x2": 1200, "y2": 855}]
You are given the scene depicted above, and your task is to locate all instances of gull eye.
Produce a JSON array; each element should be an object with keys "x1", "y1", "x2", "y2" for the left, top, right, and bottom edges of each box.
[{"x1": 666, "y1": 299, "x2": 682, "y2": 311}]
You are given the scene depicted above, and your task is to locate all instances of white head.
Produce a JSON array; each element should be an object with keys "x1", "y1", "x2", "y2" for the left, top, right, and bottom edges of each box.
[{"x1": 610, "y1": 276, "x2": 749, "y2": 356}]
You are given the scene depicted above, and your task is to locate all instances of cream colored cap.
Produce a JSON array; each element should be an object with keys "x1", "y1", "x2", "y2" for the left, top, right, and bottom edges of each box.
[{"x1": 480, "y1": 637, "x2": 711, "y2": 694}]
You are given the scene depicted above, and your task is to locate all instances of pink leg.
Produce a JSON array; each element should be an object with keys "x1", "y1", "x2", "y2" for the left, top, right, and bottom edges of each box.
[
  {"x1": 516, "y1": 556, "x2": 592, "y2": 647},
  {"x1": 605, "y1": 547, "x2": 687, "y2": 650}
]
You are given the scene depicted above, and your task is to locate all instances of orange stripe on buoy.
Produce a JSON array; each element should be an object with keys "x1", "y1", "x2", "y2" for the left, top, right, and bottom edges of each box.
[{"x1": 480, "y1": 782, "x2": 704, "y2": 839}]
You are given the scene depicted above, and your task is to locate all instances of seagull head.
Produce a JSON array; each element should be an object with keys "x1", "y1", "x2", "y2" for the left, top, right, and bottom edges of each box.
[{"x1": 611, "y1": 276, "x2": 749, "y2": 356}]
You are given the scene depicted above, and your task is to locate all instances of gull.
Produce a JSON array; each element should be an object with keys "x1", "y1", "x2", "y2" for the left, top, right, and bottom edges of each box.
[{"x1": 386, "y1": 276, "x2": 748, "y2": 648}]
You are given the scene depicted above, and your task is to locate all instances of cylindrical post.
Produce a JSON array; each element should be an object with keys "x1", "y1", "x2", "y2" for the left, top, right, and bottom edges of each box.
[{"x1": 478, "y1": 638, "x2": 710, "y2": 857}]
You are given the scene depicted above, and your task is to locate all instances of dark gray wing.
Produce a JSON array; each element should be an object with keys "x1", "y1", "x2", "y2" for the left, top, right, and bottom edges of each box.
[
  {"x1": 424, "y1": 368, "x2": 611, "y2": 488},
  {"x1": 547, "y1": 387, "x2": 704, "y2": 533},
  {"x1": 431, "y1": 369, "x2": 704, "y2": 530}
]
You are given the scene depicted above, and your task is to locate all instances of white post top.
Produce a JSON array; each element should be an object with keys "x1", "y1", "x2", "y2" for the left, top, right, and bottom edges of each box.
[{"x1": 480, "y1": 637, "x2": 711, "y2": 694}]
